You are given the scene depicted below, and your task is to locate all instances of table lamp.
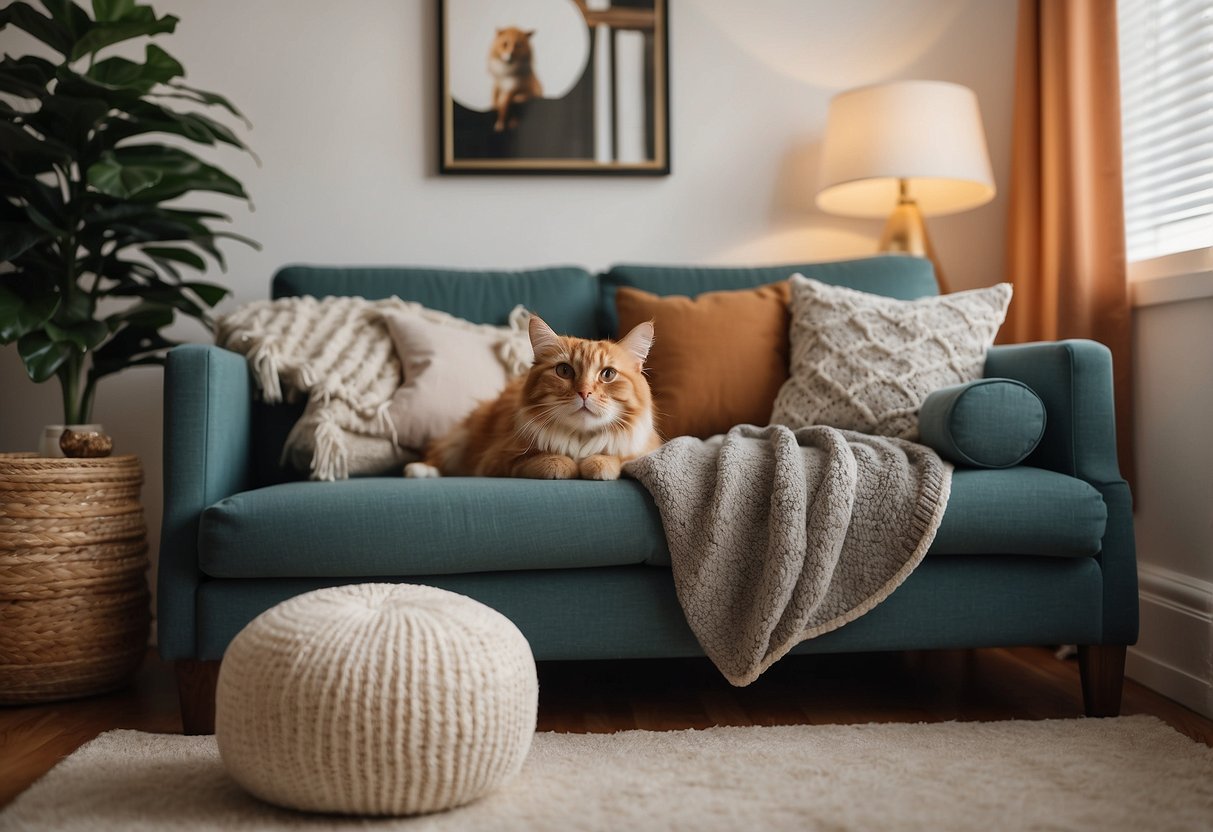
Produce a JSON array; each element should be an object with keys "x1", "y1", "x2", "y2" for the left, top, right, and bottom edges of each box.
[{"x1": 816, "y1": 80, "x2": 995, "y2": 293}]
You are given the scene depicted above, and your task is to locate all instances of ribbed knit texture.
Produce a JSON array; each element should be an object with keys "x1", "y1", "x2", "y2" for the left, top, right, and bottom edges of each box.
[
  {"x1": 214, "y1": 584, "x2": 538, "y2": 816},
  {"x1": 770, "y1": 276, "x2": 1012, "y2": 440},
  {"x1": 215, "y1": 297, "x2": 531, "y2": 480}
]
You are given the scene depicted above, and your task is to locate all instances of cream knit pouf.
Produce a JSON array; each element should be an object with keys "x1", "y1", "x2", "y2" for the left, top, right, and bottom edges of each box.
[{"x1": 214, "y1": 583, "x2": 538, "y2": 816}]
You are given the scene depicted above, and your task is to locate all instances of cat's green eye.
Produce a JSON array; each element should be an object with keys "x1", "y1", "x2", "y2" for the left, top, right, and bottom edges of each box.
[
  {"x1": 555, "y1": 362, "x2": 575, "y2": 379},
  {"x1": 600, "y1": 367, "x2": 618, "y2": 382}
]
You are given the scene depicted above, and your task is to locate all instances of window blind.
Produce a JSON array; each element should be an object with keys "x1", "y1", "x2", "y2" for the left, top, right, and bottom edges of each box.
[{"x1": 1118, "y1": 0, "x2": 1213, "y2": 263}]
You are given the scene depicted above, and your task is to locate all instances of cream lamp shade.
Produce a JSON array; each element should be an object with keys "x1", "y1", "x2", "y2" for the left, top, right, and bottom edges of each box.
[{"x1": 816, "y1": 80, "x2": 995, "y2": 218}]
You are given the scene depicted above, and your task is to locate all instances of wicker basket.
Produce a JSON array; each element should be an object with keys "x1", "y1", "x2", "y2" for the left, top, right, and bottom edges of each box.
[{"x1": 0, "y1": 453, "x2": 151, "y2": 704}]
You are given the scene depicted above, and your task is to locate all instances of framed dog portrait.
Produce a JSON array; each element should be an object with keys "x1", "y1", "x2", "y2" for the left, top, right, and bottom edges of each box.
[{"x1": 439, "y1": 0, "x2": 670, "y2": 175}]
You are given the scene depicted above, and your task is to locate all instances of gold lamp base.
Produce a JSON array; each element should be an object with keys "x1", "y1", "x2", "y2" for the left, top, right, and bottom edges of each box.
[{"x1": 878, "y1": 180, "x2": 950, "y2": 294}]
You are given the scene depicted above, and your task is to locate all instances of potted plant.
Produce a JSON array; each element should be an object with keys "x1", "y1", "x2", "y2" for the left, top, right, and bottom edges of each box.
[
  {"x1": 0, "y1": 0, "x2": 255, "y2": 703},
  {"x1": 0, "y1": 0, "x2": 256, "y2": 446}
]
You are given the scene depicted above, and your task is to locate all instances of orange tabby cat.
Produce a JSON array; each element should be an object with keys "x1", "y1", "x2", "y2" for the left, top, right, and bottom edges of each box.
[{"x1": 405, "y1": 315, "x2": 661, "y2": 480}]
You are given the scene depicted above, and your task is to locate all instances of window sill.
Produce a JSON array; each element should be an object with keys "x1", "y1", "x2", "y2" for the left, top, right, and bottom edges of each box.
[{"x1": 1129, "y1": 248, "x2": 1213, "y2": 308}]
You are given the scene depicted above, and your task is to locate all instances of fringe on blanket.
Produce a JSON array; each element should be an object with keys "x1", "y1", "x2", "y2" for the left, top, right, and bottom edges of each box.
[{"x1": 216, "y1": 296, "x2": 531, "y2": 480}]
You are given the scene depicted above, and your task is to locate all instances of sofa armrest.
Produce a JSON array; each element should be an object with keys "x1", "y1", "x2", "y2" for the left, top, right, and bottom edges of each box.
[
  {"x1": 983, "y1": 339, "x2": 1137, "y2": 644},
  {"x1": 983, "y1": 340, "x2": 1121, "y2": 485},
  {"x1": 158, "y1": 345, "x2": 254, "y2": 660}
]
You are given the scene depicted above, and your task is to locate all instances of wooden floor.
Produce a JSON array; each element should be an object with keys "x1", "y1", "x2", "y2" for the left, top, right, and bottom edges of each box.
[{"x1": 2, "y1": 646, "x2": 1211, "y2": 809}]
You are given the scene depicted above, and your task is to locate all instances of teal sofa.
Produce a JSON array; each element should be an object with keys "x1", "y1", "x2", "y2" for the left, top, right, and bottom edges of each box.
[{"x1": 158, "y1": 255, "x2": 1137, "y2": 733}]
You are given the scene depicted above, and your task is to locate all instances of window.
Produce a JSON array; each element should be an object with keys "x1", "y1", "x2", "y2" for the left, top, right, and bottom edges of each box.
[{"x1": 1117, "y1": 0, "x2": 1213, "y2": 265}]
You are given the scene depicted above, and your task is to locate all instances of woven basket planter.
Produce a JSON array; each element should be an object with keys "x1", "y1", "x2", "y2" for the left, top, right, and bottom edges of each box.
[{"x1": 0, "y1": 453, "x2": 151, "y2": 704}]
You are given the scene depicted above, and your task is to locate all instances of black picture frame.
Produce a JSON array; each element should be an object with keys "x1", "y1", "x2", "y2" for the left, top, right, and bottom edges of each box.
[{"x1": 439, "y1": 0, "x2": 670, "y2": 176}]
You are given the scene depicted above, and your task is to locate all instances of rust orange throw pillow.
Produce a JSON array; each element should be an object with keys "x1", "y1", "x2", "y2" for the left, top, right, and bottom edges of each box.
[{"x1": 615, "y1": 282, "x2": 790, "y2": 439}]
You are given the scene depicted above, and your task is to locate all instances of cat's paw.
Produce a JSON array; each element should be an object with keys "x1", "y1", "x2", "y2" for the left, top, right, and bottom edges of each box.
[
  {"x1": 516, "y1": 454, "x2": 578, "y2": 479},
  {"x1": 493, "y1": 120, "x2": 505, "y2": 132},
  {"x1": 404, "y1": 462, "x2": 441, "y2": 479},
  {"x1": 579, "y1": 455, "x2": 622, "y2": 481}
]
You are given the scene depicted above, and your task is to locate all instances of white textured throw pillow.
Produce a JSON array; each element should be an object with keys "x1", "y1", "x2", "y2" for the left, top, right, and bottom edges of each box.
[
  {"x1": 383, "y1": 306, "x2": 533, "y2": 450},
  {"x1": 770, "y1": 275, "x2": 1012, "y2": 440}
]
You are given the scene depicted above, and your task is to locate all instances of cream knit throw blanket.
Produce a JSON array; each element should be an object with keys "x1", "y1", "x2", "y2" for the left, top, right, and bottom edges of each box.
[
  {"x1": 625, "y1": 424, "x2": 952, "y2": 686},
  {"x1": 216, "y1": 296, "x2": 531, "y2": 480}
]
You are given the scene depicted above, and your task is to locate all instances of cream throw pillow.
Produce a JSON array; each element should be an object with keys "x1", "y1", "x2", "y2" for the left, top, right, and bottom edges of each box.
[
  {"x1": 770, "y1": 275, "x2": 1012, "y2": 440},
  {"x1": 382, "y1": 307, "x2": 533, "y2": 450}
]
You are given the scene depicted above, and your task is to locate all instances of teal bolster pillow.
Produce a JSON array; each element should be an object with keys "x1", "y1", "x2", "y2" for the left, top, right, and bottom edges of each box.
[{"x1": 918, "y1": 379, "x2": 1046, "y2": 469}]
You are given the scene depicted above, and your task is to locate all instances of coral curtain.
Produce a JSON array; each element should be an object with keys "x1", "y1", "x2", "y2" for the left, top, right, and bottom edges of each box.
[{"x1": 1001, "y1": 0, "x2": 1134, "y2": 487}]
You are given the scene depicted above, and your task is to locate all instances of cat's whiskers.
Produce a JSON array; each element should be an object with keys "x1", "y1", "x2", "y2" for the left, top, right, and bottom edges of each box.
[{"x1": 513, "y1": 402, "x2": 565, "y2": 453}]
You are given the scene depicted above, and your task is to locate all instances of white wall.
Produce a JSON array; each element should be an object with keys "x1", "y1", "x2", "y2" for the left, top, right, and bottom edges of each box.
[
  {"x1": 0, "y1": 1, "x2": 1018, "y2": 601},
  {"x1": 1129, "y1": 285, "x2": 1213, "y2": 717}
]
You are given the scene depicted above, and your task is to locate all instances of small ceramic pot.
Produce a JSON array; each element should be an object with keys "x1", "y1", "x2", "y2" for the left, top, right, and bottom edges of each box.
[
  {"x1": 60, "y1": 427, "x2": 113, "y2": 458},
  {"x1": 40, "y1": 424, "x2": 104, "y2": 458}
]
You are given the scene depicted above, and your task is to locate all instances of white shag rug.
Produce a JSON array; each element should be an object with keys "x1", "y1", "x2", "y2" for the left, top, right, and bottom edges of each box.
[{"x1": 2, "y1": 716, "x2": 1211, "y2": 831}]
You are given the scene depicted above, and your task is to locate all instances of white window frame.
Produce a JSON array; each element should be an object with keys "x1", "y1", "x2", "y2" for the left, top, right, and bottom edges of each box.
[
  {"x1": 1118, "y1": 0, "x2": 1213, "y2": 306},
  {"x1": 1129, "y1": 248, "x2": 1213, "y2": 307}
]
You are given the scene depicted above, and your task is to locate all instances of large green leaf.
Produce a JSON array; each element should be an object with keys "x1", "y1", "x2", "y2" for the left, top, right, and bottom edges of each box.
[
  {"x1": 87, "y1": 151, "x2": 164, "y2": 198},
  {"x1": 104, "y1": 300, "x2": 173, "y2": 330},
  {"x1": 90, "y1": 0, "x2": 138, "y2": 23},
  {"x1": 45, "y1": 317, "x2": 107, "y2": 351},
  {"x1": 160, "y1": 81, "x2": 249, "y2": 126},
  {"x1": 100, "y1": 101, "x2": 248, "y2": 150},
  {"x1": 0, "y1": 222, "x2": 48, "y2": 260},
  {"x1": 82, "y1": 203, "x2": 230, "y2": 229},
  {"x1": 0, "y1": 3, "x2": 72, "y2": 57},
  {"x1": 17, "y1": 330, "x2": 73, "y2": 381},
  {"x1": 83, "y1": 256, "x2": 159, "y2": 290},
  {"x1": 61, "y1": 292, "x2": 95, "y2": 326},
  {"x1": 21, "y1": 193, "x2": 70, "y2": 236},
  {"x1": 88, "y1": 322, "x2": 174, "y2": 379},
  {"x1": 0, "y1": 282, "x2": 60, "y2": 343},
  {"x1": 183, "y1": 281, "x2": 228, "y2": 306},
  {"x1": 88, "y1": 44, "x2": 182, "y2": 93},
  {"x1": 0, "y1": 55, "x2": 57, "y2": 98},
  {"x1": 96, "y1": 144, "x2": 248, "y2": 203},
  {"x1": 113, "y1": 283, "x2": 205, "y2": 317},
  {"x1": 101, "y1": 213, "x2": 209, "y2": 248},
  {"x1": 0, "y1": 121, "x2": 72, "y2": 173},
  {"x1": 142, "y1": 245, "x2": 204, "y2": 269},
  {"x1": 0, "y1": 200, "x2": 27, "y2": 222},
  {"x1": 69, "y1": 11, "x2": 178, "y2": 61},
  {"x1": 40, "y1": 0, "x2": 91, "y2": 40},
  {"x1": 30, "y1": 92, "x2": 112, "y2": 148}
]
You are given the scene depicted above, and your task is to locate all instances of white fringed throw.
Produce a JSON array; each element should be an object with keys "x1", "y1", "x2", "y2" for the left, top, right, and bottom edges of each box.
[{"x1": 215, "y1": 296, "x2": 531, "y2": 480}]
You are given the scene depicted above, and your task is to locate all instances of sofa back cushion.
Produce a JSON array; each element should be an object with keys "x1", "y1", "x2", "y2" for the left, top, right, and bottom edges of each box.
[
  {"x1": 615, "y1": 282, "x2": 792, "y2": 438},
  {"x1": 599, "y1": 254, "x2": 938, "y2": 337},
  {"x1": 273, "y1": 265, "x2": 598, "y2": 336}
]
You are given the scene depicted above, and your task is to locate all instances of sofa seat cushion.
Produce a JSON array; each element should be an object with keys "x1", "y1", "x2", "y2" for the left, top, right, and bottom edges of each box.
[
  {"x1": 200, "y1": 479, "x2": 668, "y2": 578},
  {"x1": 198, "y1": 467, "x2": 1107, "y2": 579},
  {"x1": 929, "y1": 467, "x2": 1106, "y2": 556}
]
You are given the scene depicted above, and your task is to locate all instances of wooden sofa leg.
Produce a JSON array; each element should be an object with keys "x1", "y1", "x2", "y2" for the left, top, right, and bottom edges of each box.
[
  {"x1": 175, "y1": 660, "x2": 221, "y2": 735},
  {"x1": 1078, "y1": 645, "x2": 1126, "y2": 717}
]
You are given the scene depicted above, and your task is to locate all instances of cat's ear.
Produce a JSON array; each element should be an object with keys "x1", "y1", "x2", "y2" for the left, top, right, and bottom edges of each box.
[
  {"x1": 526, "y1": 29, "x2": 536, "y2": 37},
  {"x1": 528, "y1": 315, "x2": 562, "y2": 359},
  {"x1": 617, "y1": 320, "x2": 654, "y2": 366}
]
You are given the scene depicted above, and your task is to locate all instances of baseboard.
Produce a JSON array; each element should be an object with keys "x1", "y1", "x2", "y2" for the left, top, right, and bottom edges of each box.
[{"x1": 1128, "y1": 563, "x2": 1213, "y2": 717}]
